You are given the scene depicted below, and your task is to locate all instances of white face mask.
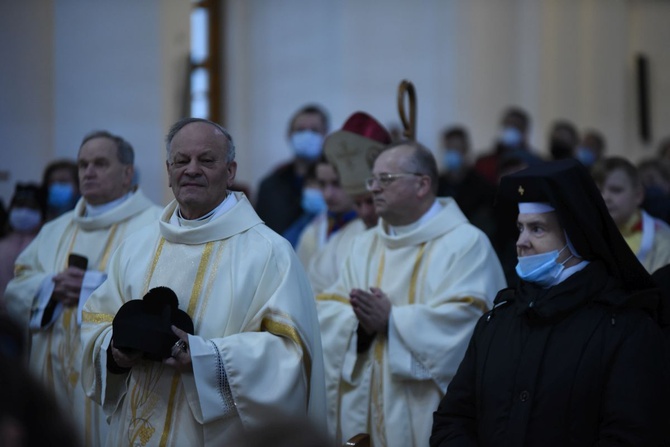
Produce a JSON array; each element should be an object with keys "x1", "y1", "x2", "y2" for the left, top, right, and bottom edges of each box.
[
  {"x1": 9, "y1": 207, "x2": 42, "y2": 232},
  {"x1": 291, "y1": 130, "x2": 324, "y2": 160}
]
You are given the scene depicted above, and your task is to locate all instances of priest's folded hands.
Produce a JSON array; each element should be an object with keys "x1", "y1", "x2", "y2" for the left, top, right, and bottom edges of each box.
[{"x1": 350, "y1": 287, "x2": 392, "y2": 334}]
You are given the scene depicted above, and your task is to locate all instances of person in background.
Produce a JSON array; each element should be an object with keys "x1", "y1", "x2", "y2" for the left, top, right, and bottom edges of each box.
[
  {"x1": 317, "y1": 140, "x2": 505, "y2": 446},
  {"x1": 592, "y1": 156, "x2": 670, "y2": 273},
  {"x1": 548, "y1": 119, "x2": 579, "y2": 161},
  {"x1": 431, "y1": 159, "x2": 667, "y2": 446},
  {"x1": 437, "y1": 125, "x2": 496, "y2": 238},
  {"x1": 41, "y1": 159, "x2": 80, "y2": 222},
  {"x1": 0, "y1": 183, "x2": 44, "y2": 299},
  {"x1": 255, "y1": 104, "x2": 330, "y2": 234},
  {"x1": 307, "y1": 111, "x2": 391, "y2": 295},
  {"x1": 638, "y1": 157, "x2": 670, "y2": 225},
  {"x1": 575, "y1": 128, "x2": 606, "y2": 169},
  {"x1": 283, "y1": 163, "x2": 326, "y2": 248},
  {"x1": 474, "y1": 106, "x2": 540, "y2": 186},
  {"x1": 80, "y1": 118, "x2": 326, "y2": 446},
  {"x1": 296, "y1": 155, "x2": 357, "y2": 269},
  {"x1": 4, "y1": 130, "x2": 162, "y2": 447}
]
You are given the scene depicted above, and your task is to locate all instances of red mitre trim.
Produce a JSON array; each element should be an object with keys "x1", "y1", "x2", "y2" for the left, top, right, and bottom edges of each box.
[{"x1": 341, "y1": 112, "x2": 392, "y2": 145}]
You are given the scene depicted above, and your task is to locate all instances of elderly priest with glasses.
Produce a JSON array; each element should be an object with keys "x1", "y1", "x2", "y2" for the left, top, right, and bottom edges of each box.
[{"x1": 316, "y1": 140, "x2": 505, "y2": 447}]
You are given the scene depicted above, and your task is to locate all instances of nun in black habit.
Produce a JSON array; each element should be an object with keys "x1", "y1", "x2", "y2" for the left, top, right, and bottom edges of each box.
[{"x1": 431, "y1": 159, "x2": 668, "y2": 447}]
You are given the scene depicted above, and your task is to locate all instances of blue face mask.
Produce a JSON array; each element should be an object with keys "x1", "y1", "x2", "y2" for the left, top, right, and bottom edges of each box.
[
  {"x1": 499, "y1": 127, "x2": 523, "y2": 148},
  {"x1": 9, "y1": 207, "x2": 42, "y2": 232},
  {"x1": 443, "y1": 149, "x2": 463, "y2": 172},
  {"x1": 515, "y1": 245, "x2": 572, "y2": 287},
  {"x1": 48, "y1": 182, "x2": 76, "y2": 208},
  {"x1": 291, "y1": 130, "x2": 324, "y2": 161},
  {"x1": 575, "y1": 147, "x2": 596, "y2": 167},
  {"x1": 301, "y1": 187, "x2": 327, "y2": 215}
]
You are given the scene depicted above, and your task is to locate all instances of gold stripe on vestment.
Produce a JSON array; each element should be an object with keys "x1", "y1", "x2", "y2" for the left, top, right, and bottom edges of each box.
[
  {"x1": 372, "y1": 247, "x2": 387, "y2": 446},
  {"x1": 81, "y1": 311, "x2": 114, "y2": 324},
  {"x1": 315, "y1": 293, "x2": 350, "y2": 304},
  {"x1": 187, "y1": 242, "x2": 214, "y2": 316},
  {"x1": 261, "y1": 316, "x2": 313, "y2": 407},
  {"x1": 408, "y1": 242, "x2": 427, "y2": 305},
  {"x1": 159, "y1": 375, "x2": 181, "y2": 447},
  {"x1": 97, "y1": 223, "x2": 119, "y2": 271},
  {"x1": 150, "y1": 241, "x2": 213, "y2": 444},
  {"x1": 195, "y1": 240, "x2": 226, "y2": 327},
  {"x1": 142, "y1": 238, "x2": 166, "y2": 295},
  {"x1": 376, "y1": 250, "x2": 385, "y2": 287},
  {"x1": 13, "y1": 263, "x2": 29, "y2": 276}
]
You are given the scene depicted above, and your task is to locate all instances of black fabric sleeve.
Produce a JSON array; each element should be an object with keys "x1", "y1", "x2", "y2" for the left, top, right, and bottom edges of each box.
[
  {"x1": 430, "y1": 323, "x2": 480, "y2": 447},
  {"x1": 597, "y1": 313, "x2": 670, "y2": 446}
]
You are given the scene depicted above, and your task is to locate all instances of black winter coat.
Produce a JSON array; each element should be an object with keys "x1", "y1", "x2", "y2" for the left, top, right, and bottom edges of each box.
[{"x1": 431, "y1": 261, "x2": 669, "y2": 447}]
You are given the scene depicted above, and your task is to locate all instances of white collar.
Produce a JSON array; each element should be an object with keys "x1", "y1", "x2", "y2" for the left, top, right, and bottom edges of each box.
[
  {"x1": 85, "y1": 192, "x2": 133, "y2": 218},
  {"x1": 388, "y1": 200, "x2": 442, "y2": 236},
  {"x1": 170, "y1": 192, "x2": 238, "y2": 227}
]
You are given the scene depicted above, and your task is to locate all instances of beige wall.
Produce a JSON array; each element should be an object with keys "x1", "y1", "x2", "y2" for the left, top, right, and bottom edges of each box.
[
  {"x1": 1, "y1": 0, "x2": 669, "y2": 204},
  {"x1": 0, "y1": 0, "x2": 189, "y2": 206},
  {"x1": 225, "y1": 0, "x2": 670, "y2": 199}
]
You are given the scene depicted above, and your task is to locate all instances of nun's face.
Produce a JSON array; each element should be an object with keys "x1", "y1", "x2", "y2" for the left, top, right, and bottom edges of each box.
[
  {"x1": 599, "y1": 168, "x2": 643, "y2": 228},
  {"x1": 516, "y1": 211, "x2": 569, "y2": 261}
]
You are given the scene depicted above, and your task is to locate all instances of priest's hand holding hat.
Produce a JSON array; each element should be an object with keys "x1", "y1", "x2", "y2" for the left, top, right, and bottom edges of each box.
[{"x1": 109, "y1": 287, "x2": 194, "y2": 373}]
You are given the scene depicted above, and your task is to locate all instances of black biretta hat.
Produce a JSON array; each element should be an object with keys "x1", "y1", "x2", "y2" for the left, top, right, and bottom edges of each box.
[
  {"x1": 497, "y1": 158, "x2": 653, "y2": 293},
  {"x1": 113, "y1": 287, "x2": 194, "y2": 361}
]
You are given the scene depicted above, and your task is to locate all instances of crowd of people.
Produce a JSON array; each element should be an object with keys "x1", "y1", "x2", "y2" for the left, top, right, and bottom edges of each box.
[{"x1": 0, "y1": 103, "x2": 669, "y2": 447}]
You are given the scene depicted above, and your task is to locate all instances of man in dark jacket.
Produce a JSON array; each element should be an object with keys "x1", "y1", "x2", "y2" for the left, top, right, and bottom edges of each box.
[{"x1": 431, "y1": 159, "x2": 668, "y2": 447}]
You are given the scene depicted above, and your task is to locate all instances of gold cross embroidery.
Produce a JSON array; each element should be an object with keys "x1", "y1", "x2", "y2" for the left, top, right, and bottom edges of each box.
[{"x1": 518, "y1": 185, "x2": 525, "y2": 196}]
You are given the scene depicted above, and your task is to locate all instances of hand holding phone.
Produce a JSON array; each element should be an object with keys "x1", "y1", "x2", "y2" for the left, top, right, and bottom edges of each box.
[{"x1": 49, "y1": 254, "x2": 89, "y2": 309}]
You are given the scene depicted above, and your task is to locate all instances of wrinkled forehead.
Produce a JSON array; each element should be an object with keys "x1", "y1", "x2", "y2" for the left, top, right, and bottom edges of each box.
[
  {"x1": 372, "y1": 145, "x2": 413, "y2": 172},
  {"x1": 78, "y1": 137, "x2": 117, "y2": 160},
  {"x1": 517, "y1": 210, "x2": 562, "y2": 227},
  {"x1": 171, "y1": 123, "x2": 227, "y2": 154}
]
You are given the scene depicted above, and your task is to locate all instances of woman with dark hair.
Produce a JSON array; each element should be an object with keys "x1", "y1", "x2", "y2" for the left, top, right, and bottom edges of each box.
[{"x1": 41, "y1": 159, "x2": 80, "y2": 221}]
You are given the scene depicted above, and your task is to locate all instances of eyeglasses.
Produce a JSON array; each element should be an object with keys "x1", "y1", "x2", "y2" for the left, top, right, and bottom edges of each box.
[{"x1": 365, "y1": 172, "x2": 423, "y2": 190}]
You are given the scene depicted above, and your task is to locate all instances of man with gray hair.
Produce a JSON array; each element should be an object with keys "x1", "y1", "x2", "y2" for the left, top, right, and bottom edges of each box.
[
  {"x1": 80, "y1": 118, "x2": 326, "y2": 446},
  {"x1": 317, "y1": 140, "x2": 505, "y2": 446},
  {"x1": 5, "y1": 130, "x2": 162, "y2": 446}
]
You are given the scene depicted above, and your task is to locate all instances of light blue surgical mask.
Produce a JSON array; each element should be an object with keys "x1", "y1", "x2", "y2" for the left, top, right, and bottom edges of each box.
[
  {"x1": 442, "y1": 149, "x2": 463, "y2": 172},
  {"x1": 500, "y1": 127, "x2": 523, "y2": 148},
  {"x1": 48, "y1": 182, "x2": 76, "y2": 208},
  {"x1": 291, "y1": 130, "x2": 324, "y2": 160},
  {"x1": 301, "y1": 187, "x2": 327, "y2": 215},
  {"x1": 515, "y1": 245, "x2": 572, "y2": 287},
  {"x1": 575, "y1": 147, "x2": 596, "y2": 167},
  {"x1": 9, "y1": 207, "x2": 42, "y2": 232}
]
